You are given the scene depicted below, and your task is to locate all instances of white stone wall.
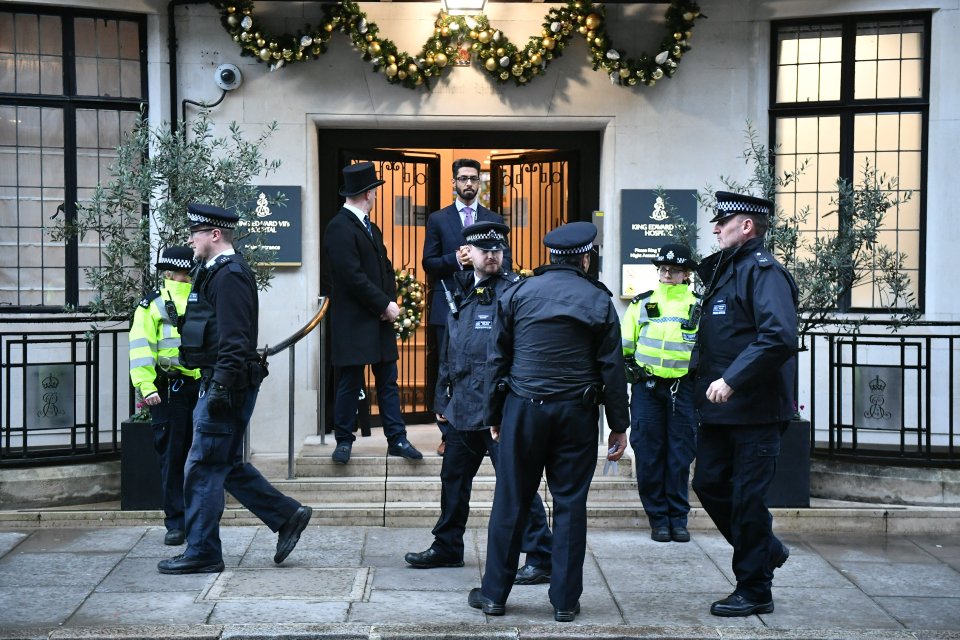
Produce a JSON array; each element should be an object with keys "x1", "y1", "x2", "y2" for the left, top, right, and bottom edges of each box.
[{"x1": 15, "y1": 0, "x2": 960, "y2": 454}]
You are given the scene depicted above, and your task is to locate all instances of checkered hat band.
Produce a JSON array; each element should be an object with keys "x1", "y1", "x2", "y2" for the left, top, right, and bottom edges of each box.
[
  {"x1": 716, "y1": 200, "x2": 770, "y2": 216},
  {"x1": 465, "y1": 230, "x2": 505, "y2": 244},
  {"x1": 160, "y1": 258, "x2": 193, "y2": 270},
  {"x1": 549, "y1": 242, "x2": 593, "y2": 255},
  {"x1": 188, "y1": 212, "x2": 237, "y2": 229}
]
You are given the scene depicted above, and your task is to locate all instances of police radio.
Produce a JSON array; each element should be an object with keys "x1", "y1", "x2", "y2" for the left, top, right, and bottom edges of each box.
[{"x1": 441, "y1": 280, "x2": 458, "y2": 318}]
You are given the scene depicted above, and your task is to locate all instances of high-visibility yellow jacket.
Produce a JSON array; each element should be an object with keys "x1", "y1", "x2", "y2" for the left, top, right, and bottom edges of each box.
[
  {"x1": 129, "y1": 278, "x2": 200, "y2": 397},
  {"x1": 621, "y1": 282, "x2": 698, "y2": 379}
]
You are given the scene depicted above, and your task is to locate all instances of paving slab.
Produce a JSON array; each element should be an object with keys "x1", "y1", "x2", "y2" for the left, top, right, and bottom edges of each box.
[
  {"x1": 0, "y1": 585, "x2": 90, "y2": 628},
  {"x1": 874, "y1": 595, "x2": 960, "y2": 631},
  {"x1": 836, "y1": 560, "x2": 960, "y2": 597},
  {"x1": 65, "y1": 590, "x2": 216, "y2": 626}
]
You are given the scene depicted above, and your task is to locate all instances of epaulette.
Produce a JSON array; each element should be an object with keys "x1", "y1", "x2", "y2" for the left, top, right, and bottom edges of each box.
[
  {"x1": 631, "y1": 290, "x2": 654, "y2": 304},
  {"x1": 138, "y1": 290, "x2": 161, "y2": 309},
  {"x1": 501, "y1": 270, "x2": 522, "y2": 284},
  {"x1": 752, "y1": 249, "x2": 776, "y2": 268}
]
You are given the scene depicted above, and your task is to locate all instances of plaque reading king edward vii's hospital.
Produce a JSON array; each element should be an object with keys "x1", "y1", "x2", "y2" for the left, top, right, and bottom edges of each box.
[
  {"x1": 620, "y1": 189, "x2": 697, "y2": 298},
  {"x1": 236, "y1": 186, "x2": 302, "y2": 266}
]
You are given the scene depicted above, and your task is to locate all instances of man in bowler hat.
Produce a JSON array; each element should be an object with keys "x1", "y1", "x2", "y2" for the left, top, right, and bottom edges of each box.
[
  {"x1": 406, "y1": 222, "x2": 552, "y2": 584},
  {"x1": 158, "y1": 203, "x2": 312, "y2": 574},
  {"x1": 691, "y1": 191, "x2": 798, "y2": 616},
  {"x1": 469, "y1": 221, "x2": 629, "y2": 622},
  {"x1": 422, "y1": 158, "x2": 510, "y2": 456},
  {"x1": 323, "y1": 162, "x2": 423, "y2": 464}
]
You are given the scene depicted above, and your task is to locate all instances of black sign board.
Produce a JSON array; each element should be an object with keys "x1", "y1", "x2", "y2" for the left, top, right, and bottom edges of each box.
[
  {"x1": 620, "y1": 189, "x2": 697, "y2": 298},
  {"x1": 236, "y1": 185, "x2": 302, "y2": 266}
]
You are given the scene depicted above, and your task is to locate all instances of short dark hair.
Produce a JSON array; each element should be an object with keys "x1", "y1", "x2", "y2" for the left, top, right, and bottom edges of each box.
[
  {"x1": 452, "y1": 158, "x2": 481, "y2": 176},
  {"x1": 746, "y1": 213, "x2": 769, "y2": 236},
  {"x1": 549, "y1": 253, "x2": 585, "y2": 266}
]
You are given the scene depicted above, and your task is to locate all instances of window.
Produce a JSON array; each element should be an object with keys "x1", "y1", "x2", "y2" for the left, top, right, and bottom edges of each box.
[
  {"x1": 771, "y1": 14, "x2": 928, "y2": 311},
  {"x1": 0, "y1": 8, "x2": 146, "y2": 310}
]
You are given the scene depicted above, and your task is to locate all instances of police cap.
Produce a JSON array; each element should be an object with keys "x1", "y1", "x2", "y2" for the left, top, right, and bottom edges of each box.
[
  {"x1": 652, "y1": 243, "x2": 697, "y2": 269},
  {"x1": 710, "y1": 191, "x2": 773, "y2": 223},
  {"x1": 543, "y1": 221, "x2": 597, "y2": 255},
  {"x1": 462, "y1": 221, "x2": 509, "y2": 250},
  {"x1": 187, "y1": 203, "x2": 239, "y2": 229},
  {"x1": 156, "y1": 246, "x2": 195, "y2": 272}
]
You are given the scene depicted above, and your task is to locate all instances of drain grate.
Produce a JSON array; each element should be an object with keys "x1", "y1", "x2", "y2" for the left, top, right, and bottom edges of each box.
[{"x1": 203, "y1": 567, "x2": 372, "y2": 602}]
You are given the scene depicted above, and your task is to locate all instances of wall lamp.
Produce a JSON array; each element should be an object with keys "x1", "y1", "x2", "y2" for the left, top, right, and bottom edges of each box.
[{"x1": 441, "y1": 0, "x2": 487, "y2": 16}]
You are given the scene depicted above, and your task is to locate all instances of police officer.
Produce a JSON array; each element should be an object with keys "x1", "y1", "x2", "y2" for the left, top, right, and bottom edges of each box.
[
  {"x1": 129, "y1": 246, "x2": 200, "y2": 546},
  {"x1": 690, "y1": 192, "x2": 798, "y2": 616},
  {"x1": 158, "y1": 203, "x2": 312, "y2": 575},
  {"x1": 405, "y1": 222, "x2": 552, "y2": 585},
  {"x1": 621, "y1": 244, "x2": 699, "y2": 544},
  {"x1": 468, "y1": 221, "x2": 629, "y2": 622}
]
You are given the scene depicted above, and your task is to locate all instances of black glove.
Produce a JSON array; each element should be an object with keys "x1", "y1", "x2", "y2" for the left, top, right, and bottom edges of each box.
[
  {"x1": 207, "y1": 381, "x2": 232, "y2": 418},
  {"x1": 625, "y1": 359, "x2": 644, "y2": 385}
]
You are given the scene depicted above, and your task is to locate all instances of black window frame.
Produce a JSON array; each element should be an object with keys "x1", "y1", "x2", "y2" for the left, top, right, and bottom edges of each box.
[
  {"x1": 769, "y1": 12, "x2": 931, "y2": 313},
  {"x1": 0, "y1": 3, "x2": 148, "y2": 312}
]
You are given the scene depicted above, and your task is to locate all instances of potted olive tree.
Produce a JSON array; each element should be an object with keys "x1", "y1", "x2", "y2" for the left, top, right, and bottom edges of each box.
[{"x1": 50, "y1": 109, "x2": 282, "y2": 509}]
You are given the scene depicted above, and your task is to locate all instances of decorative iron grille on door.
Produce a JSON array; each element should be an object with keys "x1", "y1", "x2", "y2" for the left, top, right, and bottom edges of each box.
[
  {"x1": 339, "y1": 150, "x2": 441, "y2": 423},
  {"x1": 490, "y1": 150, "x2": 578, "y2": 272}
]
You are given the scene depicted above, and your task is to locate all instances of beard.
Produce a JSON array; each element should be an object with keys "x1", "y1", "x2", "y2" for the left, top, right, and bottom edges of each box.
[{"x1": 455, "y1": 183, "x2": 477, "y2": 202}]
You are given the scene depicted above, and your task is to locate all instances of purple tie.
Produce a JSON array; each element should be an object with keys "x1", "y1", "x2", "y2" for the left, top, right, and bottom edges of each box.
[{"x1": 463, "y1": 206, "x2": 474, "y2": 227}]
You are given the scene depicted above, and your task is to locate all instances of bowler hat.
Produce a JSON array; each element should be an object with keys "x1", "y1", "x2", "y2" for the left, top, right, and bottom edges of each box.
[
  {"x1": 339, "y1": 162, "x2": 385, "y2": 197},
  {"x1": 156, "y1": 246, "x2": 195, "y2": 272},
  {"x1": 462, "y1": 221, "x2": 509, "y2": 250},
  {"x1": 652, "y1": 243, "x2": 697, "y2": 269},
  {"x1": 543, "y1": 221, "x2": 597, "y2": 255},
  {"x1": 187, "y1": 203, "x2": 239, "y2": 229},
  {"x1": 710, "y1": 191, "x2": 773, "y2": 223}
]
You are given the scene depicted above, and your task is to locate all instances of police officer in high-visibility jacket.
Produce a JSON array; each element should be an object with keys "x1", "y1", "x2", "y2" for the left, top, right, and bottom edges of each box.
[
  {"x1": 129, "y1": 246, "x2": 200, "y2": 547},
  {"x1": 621, "y1": 244, "x2": 699, "y2": 545}
]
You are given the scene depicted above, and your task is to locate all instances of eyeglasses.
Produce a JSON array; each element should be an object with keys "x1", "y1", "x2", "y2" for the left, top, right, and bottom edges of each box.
[
  {"x1": 658, "y1": 266, "x2": 687, "y2": 276},
  {"x1": 189, "y1": 228, "x2": 216, "y2": 237},
  {"x1": 456, "y1": 176, "x2": 481, "y2": 184}
]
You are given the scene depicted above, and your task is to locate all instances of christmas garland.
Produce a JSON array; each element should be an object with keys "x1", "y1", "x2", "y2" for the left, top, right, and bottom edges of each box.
[
  {"x1": 394, "y1": 269, "x2": 425, "y2": 341},
  {"x1": 214, "y1": 1, "x2": 703, "y2": 90}
]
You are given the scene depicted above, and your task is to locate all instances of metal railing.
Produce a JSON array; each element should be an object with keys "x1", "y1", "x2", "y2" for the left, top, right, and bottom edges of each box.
[
  {"x1": 1, "y1": 317, "x2": 130, "y2": 466},
  {"x1": 803, "y1": 321, "x2": 960, "y2": 467}
]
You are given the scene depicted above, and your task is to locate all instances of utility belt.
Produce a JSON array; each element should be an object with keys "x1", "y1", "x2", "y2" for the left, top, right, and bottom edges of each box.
[
  {"x1": 199, "y1": 359, "x2": 269, "y2": 389},
  {"x1": 154, "y1": 372, "x2": 200, "y2": 395},
  {"x1": 505, "y1": 383, "x2": 603, "y2": 408}
]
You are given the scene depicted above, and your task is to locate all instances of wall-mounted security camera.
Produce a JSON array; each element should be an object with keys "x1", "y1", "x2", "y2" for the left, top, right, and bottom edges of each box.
[{"x1": 214, "y1": 63, "x2": 242, "y2": 91}]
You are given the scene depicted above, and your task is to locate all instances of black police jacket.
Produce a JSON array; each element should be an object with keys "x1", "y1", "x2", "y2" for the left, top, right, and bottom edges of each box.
[
  {"x1": 179, "y1": 253, "x2": 260, "y2": 389},
  {"x1": 434, "y1": 269, "x2": 520, "y2": 431},
  {"x1": 484, "y1": 264, "x2": 629, "y2": 433},
  {"x1": 692, "y1": 236, "x2": 799, "y2": 424}
]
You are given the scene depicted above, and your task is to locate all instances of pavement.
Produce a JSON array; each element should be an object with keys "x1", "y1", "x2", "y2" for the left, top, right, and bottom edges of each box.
[{"x1": 1, "y1": 523, "x2": 960, "y2": 639}]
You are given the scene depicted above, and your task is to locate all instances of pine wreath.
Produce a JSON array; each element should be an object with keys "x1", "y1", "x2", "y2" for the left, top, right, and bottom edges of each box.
[{"x1": 394, "y1": 268, "x2": 425, "y2": 342}]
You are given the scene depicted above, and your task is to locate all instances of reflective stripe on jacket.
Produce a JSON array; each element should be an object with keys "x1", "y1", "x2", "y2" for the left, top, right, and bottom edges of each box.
[
  {"x1": 129, "y1": 278, "x2": 200, "y2": 396},
  {"x1": 621, "y1": 282, "x2": 698, "y2": 379}
]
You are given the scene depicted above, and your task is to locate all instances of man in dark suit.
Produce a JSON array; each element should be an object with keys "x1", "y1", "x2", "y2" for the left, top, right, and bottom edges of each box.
[
  {"x1": 323, "y1": 162, "x2": 423, "y2": 465},
  {"x1": 422, "y1": 158, "x2": 510, "y2": 455}
]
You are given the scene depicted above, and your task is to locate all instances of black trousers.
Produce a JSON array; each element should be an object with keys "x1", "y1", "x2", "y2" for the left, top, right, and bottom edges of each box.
[
  {"x1": 431, "y1": 427, "x2": 551, "y2": 566},
  {"x1": 692, "y1": 421, "x2": 785, "y2": 601},
  {"x1": 481, "y1": 392, "x2": 598, "y2": 610},
  {"x1": 149, "y1": 376, "x2": 199, "y2": 532}
]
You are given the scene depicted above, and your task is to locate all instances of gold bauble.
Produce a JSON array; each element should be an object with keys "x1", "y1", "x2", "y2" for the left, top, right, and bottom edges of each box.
[
  {"x1": 672, "y1": 46, "x2": 682, "y2": 57},
  {"x1": 415, "y1": 75, "x2": 424, "y2": 86},
  {"x1": 323, "y1": 23, "x2": 333, "y2": 32},
  {"x1": 256, "y1": 38, "x2": 265, "y2": 48},
  {"x1": 369, "y1": 42, "x2": 381, "y2": 55},
  {"x1": 628, "y1": 77, "x2": 638, "y2": 86},
  {"x1": 407, "y1": 63, "x2": 418, "y2": 74},
  {"x1": 385, "y1": 63, "x2": 398, "y2": 77},
  {"x1": 388, "y1": 54, "x2": 397, "y2": 64},
  {"x1": 268, "y1": 41, "x2": 277, "y2": 50},
  {"x1": 239, "y1": 32, "x2": 250, "y2": 42},
  {"x1": 469, "y1": 30, "x2": 478, "y2": 39},
  {"x1": 585, "y1": 13, "x2": 601, "y2": 30},
  {"x1": 272, "y1": 51, "x2": 281, "y2": 60},
  {"x1": 398, "y1": 70, "x2": 407, "y2": 80},
  {"x1": 259, "y1": 48, "x2": 271, "y2": 61},
  {"x1": 435, "y1": 52, "x2": 448, "y2": 67},
  {"x1": 673, "y1": 32, "x2": 682, "y2": 41},
  {"x1": 496, "y1": 47, "x2": 505, "y2": 57},
  {"x1": 478, "y1": 30, "x2": 491, "y2": 44},
  {"x1": 586, "y1": 30, "x2": 595, "y2": 41},
  {"x1": 619, "y1": 67, "x2": 630, "y2": 78},
  {"x1": 312, "y1": 46, "x2": 321, "y2": 55},
  {"x1": 578, "y1": 25, "x2": 588, "y2": 35},
  {"x1": 226, "y1": 5, "x2": 236, "y2": 13},
  {"x1": 282, "y1": 48, "x2": 292, "y2": 60},
  {"x1": 227, "y1": 15, "x2": 239, "y2": 27},
  {"x1": 485, "y1": 57, "x2": 498, "y2": 71},
  {"x1": 541, "y1": 28, "x2": 550, "y2": 38},
  {"x1": 684, "y1": 31, "x2": 692, "y2": 40},
  {"x1": 530, "y1": 53, "x2": 542, "y2": 65},
  {"x1": 542, "y1": 37, "x2": 555, "y2": 50},
  {"x1": 471, "y1": 42, "x2": 480, "y2": 51},
  {"x1": 426, "y1": 55, "x2": 435, "y2": 64},
  {"x1": 233, "y1": 34, "x2": 240, "y2": 42},
  {"x1": 683, "y1": 12, "x2": 695, "y2": 22},
  {"x1": 441, "y1": 27, "x2": 449, "y2": 37},
  {"x1": 365, "y1": 33, "x2": 373, "y2": 42},
  {"x1": 593, "y1": 37, "x2": 603, "y2": 47},
  {"x1": 435, "y1": 27, "x2": 442, "y2": 36},
  {"x1": 295, "y1": 50, "x2": 304, "y2": 60},
  {"x1": 500, "y1": 71, "x2": 509, "y2": 80}
]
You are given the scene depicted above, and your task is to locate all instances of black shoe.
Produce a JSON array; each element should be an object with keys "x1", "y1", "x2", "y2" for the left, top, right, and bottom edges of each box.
[
  {"x1": 769, "y1": 542, "x2": 790, "y2": 571},
  {"x1": 514, "y1": 563, "x2": 551, "y2": 585},
  {"x1": 651, "y1": 526, "x2": 671, "y2": 542},
  {"x1": 468, "y1": 587, "x2": 505, "y2": 615},
  {"x1": 710, "y1": 593, "x2": 774, "y2": 617},
  {"x1": 164, "y1": 529, "x2": 185, "y2": 546},
  {"x1": 332, "y1": 442, "x2": 352, "y2": 464},
  {"x1": 388, "y1": 439, "x2": 423, "y2": 460},
  {"x1": 404, "y1": 547, "x2": 464, "y2": 568},
  {"x1": 671, "y1": 526, "x2": 691, "y2": 543},
  {"x1": 157, "y1": 553, "x2": 224, "y2": 575},
  {"x1": 554, "y1": 602, "x2": 580, "y2": 622},
  {"x1": 274, "y1": 505, "x2": 312, "y2": 564}
]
